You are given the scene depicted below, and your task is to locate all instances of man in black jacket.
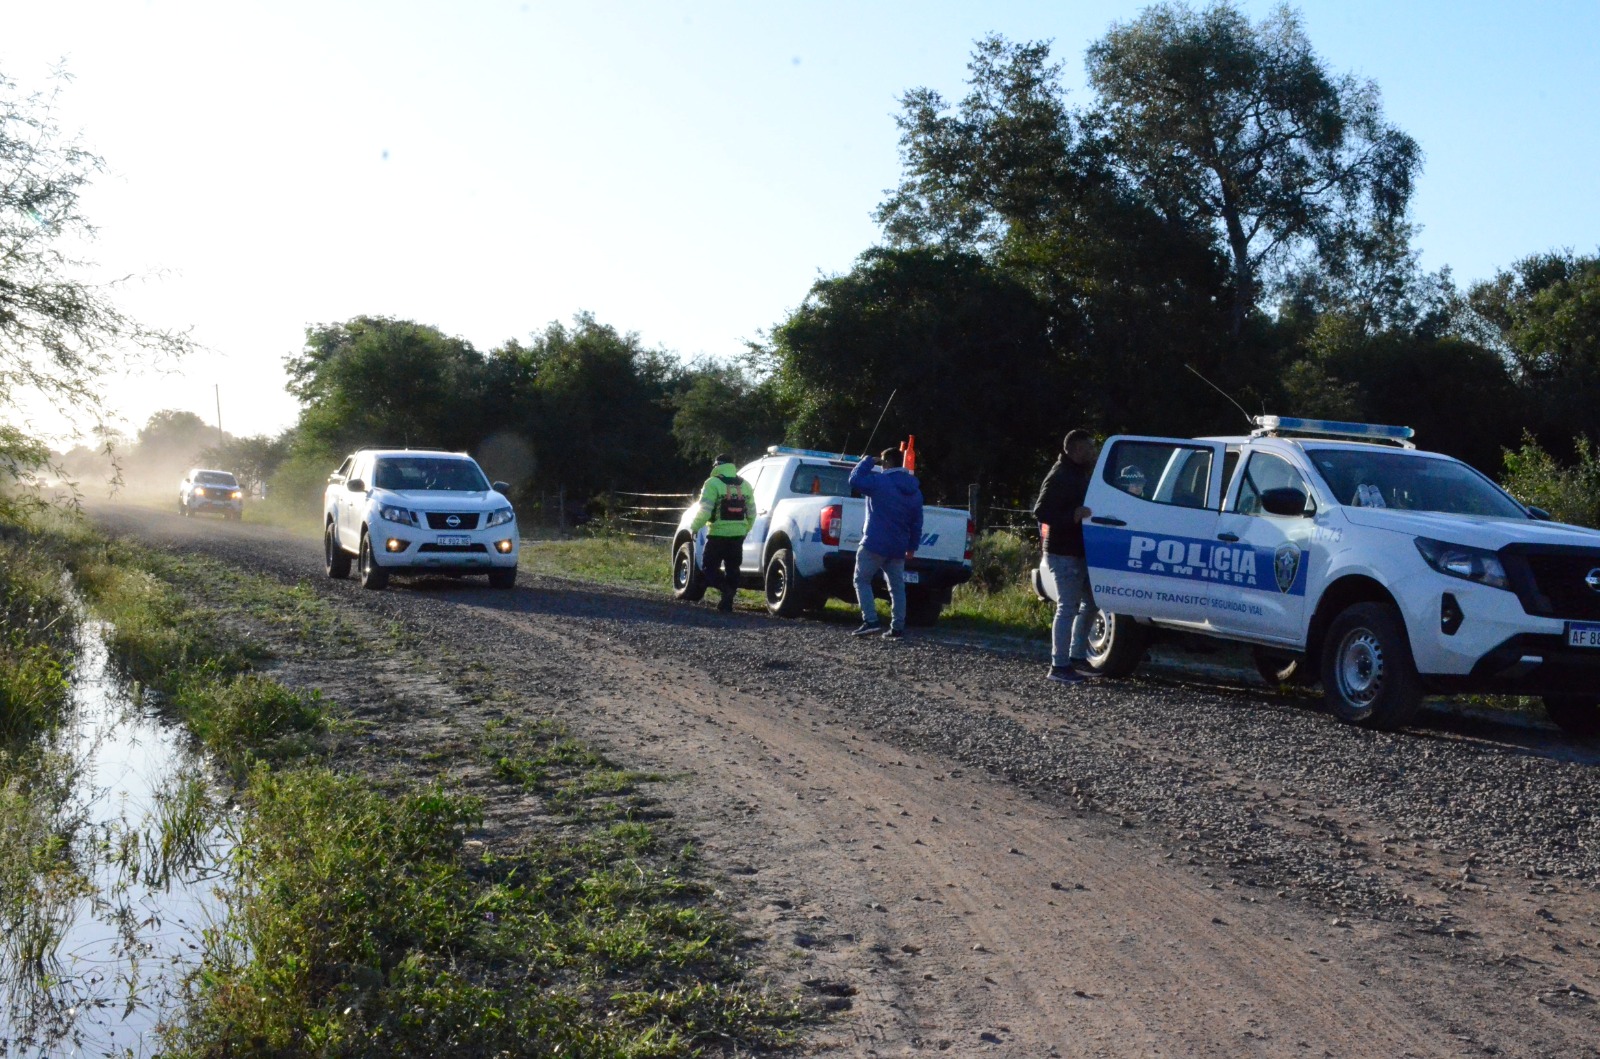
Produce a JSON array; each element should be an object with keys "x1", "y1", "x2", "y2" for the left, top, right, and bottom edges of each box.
[{"x1": 1032, "y1": 429, "x2": 1099, "y2": 684}]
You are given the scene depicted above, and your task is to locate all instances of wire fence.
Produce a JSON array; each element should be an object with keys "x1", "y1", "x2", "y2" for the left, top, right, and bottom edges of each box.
[{"x1": 608, "y1": 490, "x2": 695, "y2": 542}]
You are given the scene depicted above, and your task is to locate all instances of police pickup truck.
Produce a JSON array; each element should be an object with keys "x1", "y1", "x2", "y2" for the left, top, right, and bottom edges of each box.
[
  {"x1": 1036, "y1": 416, "x2": 1600, "y2": 736},
  {"x1": 672, "y1": 446, "x2": 974, "y2": 625}
]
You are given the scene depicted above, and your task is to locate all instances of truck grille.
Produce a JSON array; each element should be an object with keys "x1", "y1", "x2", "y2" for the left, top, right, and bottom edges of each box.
[
  {"x1": 418, "y1": 543, "x2": 487, "y2": 554},
  {"x1": 425, "y1": 512, "x2": 480, "y2": 530},
  {"x1": 1502, "y1": 545, "x2": 1600, "y2": 620}
]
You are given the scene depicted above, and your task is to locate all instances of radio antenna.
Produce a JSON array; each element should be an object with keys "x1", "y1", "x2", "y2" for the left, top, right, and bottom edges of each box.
[
  {"x1": 860, "y1": 388, "x2": 899, "y2": 458},
  {"x1": 1185, "y1": 365, "x2": 1253, "y2": 427}
]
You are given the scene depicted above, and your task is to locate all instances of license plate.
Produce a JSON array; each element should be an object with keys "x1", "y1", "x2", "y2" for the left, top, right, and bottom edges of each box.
[
  {"x1": 1566, "y1": 622, "x2": 1600, "y2": 648},
  {"x1": 903, "y1": 570, "x2": 920, "y2": 584},
  {"x1": 436, "y1": 535, "x2": 471, "y2": 547}
]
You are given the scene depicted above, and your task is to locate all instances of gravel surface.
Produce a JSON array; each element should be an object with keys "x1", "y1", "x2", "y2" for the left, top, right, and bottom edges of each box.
[{"x1": 92, "y1": 504, "x2": 1600, "y2": 1059}]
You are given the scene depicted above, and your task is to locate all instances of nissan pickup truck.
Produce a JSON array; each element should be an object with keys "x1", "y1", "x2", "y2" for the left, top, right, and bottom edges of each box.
[
  {"x1": 1034, "y1": 416, "x2": 1600, "y2": 736},
  {"x1": 671, "y1": 446, "x2": 974, "y2": 625}
]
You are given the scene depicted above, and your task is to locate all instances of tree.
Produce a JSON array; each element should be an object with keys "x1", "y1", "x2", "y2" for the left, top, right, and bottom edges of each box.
[
  {"x1": 1086, "y1": 3, "x2": 1420, "y2": 338},
  {"x1": 284, "y1": 316, "x2": 487, "y2": 458},
  {"x1": 1466, "y1": 251, "x2": 1600, "y2": 450},
  {"x1": 0, "y1": 68, "x2": 189, "y2": 439},
  {"x1": 761, "y1": 248, "x2": 1060, "y2": 502},
  {"x1": 669, "y1": 360, "x2": 789, "y2": 466},
  {"x1": 484, "y1": 313, "x2": 690, "y2": 494},
  {"x1": 198, "y1": 432, "x2": 291, "y2": 494}
]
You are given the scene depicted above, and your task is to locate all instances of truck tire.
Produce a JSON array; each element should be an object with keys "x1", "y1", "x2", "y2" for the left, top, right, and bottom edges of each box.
[
  {"x1": 1252, "y1": 646, "x2": 1305, "y2": 688},
  {"x1": 1085, "y1": 611, "x2": 1147, "y2": 677},
  {"x1": 488, "y1": 566, "x2": 517, "y2": 590},
  {"x1": 672, "y1": 539, "x2": 706, "y2": 602},
  {"x1": 358, "y1": 530, "x2": 389, "y2": 590},
  {"x1": 763, "y1": 547, "x2": 808, "y2": 618},
  {"x1": 1543, "y1": 695, "x2": 1600, "y2": 738},
  {"x1": 1320, "y1": 602, "x2": 1421, "y2": 728},
  {"x1": 906, "y1": 585, "x2": 943, "y2": 627},
  {"x1": 325, "y1": 521, "x2": 351, "y2": 579}
]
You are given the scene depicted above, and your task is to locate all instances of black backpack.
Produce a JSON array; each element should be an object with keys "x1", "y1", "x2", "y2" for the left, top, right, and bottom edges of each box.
[{"x1": 717, "y1": 476, "x2": 747, "y2": 521}]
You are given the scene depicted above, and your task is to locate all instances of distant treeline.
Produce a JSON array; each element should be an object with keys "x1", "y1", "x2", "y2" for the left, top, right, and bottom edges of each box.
[{"x1": 54, "y1": 6, "x2": 1600, "y2": 522}]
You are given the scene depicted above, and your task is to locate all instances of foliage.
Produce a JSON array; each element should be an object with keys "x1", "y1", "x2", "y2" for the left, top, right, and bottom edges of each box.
[
  {"x1": 0, "y1": 528, "x2": 74, "y2": 746},
  {"x1": 286, "y1": 316, "x2": 487, "y2": 458},
  {"x1": 197, "y1": 431, "x2": 291, "y2": 494},
  {"x1": 0, "y1": 67, "x2": 189, "y2": 463},
  {"x1": 1501, "y1": 433, "x2": 1600, "y2": 528},
  {"x1": 1086, "y1": 2, "x2": 1420, "y2": 337},
  {"x1": 669, "y1": 359, "x2": 789, "y2": 465},
  {"x1": 762, "y1": 247, "x2": 1063, "y2": 503},
  {"x1": 1467, "y1": 251, "x2": 1600, "y2": 451}
]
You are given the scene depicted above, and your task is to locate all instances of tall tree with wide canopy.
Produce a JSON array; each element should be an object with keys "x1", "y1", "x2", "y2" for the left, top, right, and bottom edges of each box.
[{"x1": 1086, "y1": 2, "x2": 1420, "y2": 338}]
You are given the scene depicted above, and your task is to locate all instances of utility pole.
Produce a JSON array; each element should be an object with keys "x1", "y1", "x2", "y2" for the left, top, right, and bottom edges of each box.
[{"x1": 215, "y1": 383, "x2": 224, "y2": 445}]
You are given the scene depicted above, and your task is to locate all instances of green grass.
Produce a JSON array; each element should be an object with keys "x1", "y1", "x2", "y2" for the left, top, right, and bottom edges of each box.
[
  {"x1": 532, "y1": 535, "x2": 674, "y2": 590},
  {"x1": 164, "y1": 765, "x2": 798, "y2": 1058}
]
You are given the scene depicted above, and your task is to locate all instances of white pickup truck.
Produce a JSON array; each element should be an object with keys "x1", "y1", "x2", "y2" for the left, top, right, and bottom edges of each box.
[
  {"x1": 1035, "y1": 416, "x2": 1600, "y2": 736},
  {"x1": 671, "y1": 446, "x2": 974, "y2": 625}
]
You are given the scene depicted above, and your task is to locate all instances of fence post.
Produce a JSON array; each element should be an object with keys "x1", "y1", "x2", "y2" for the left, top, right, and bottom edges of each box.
[{"x1": 968, "y1": 483, "x2": 981, "y2": 531}]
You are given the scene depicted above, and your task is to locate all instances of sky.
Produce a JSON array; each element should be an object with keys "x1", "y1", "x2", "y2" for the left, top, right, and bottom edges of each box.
[{"x1": 5, "y1": 0, "x2": 1599, "y2": 444}]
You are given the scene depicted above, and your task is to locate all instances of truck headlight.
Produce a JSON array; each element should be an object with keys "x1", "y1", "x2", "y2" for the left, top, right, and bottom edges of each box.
[
  {"x1": 379, "y1": 505, "x2": 418, "y2": 526},
  {"x1": 486, "y1": 507, "x2": 515, "y2": 528},
  {"x1": 1414, "y1": 537, "x2": 1509, "y2": 590}
]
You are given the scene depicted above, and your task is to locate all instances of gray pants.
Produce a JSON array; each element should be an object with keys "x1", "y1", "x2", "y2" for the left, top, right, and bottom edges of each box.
[
  {"x1": 1041, "y1": 553, "x2": 1094, "y2": 667},
  {"x1": 855, "y1": 547, "x2": 906, "y2": 630}
]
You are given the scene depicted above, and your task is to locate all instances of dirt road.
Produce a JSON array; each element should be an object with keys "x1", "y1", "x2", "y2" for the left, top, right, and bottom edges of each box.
[{"x1": 92, "y1": 503, "x2": 1600, "y2": 1058}]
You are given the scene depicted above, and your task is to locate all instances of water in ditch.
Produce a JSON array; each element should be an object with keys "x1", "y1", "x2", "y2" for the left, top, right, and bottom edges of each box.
[{"x1": 0, "y1": 615, "x2": 233, "y2": 1057}]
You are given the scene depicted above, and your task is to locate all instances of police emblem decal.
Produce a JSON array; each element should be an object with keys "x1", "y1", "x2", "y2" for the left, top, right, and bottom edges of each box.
[{"x1": 1273, "y1": 544, "x2": 1301, "y2": 594}]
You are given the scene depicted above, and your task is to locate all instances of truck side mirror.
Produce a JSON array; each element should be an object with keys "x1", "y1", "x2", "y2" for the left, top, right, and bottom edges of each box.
[
  {"x1": 346, "y1": 478, "x2": 366, "y2": 492},
  {"x1": 1260, "y1": 487, "x2": 1311, "y2": 517},
  {"x1": 1528, "y1": 505, "x2": 1553, "y2": 521},
  {"x1": 492, "y1": 481, "x2": 510, "y2": 494}
]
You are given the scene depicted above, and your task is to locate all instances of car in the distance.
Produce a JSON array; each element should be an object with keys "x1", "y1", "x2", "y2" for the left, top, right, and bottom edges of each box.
[
  {"x1": 323, "y1": 448, "x2": 518, "y2": 590},
  {"x1": 179, "y1": 469, "x2": 244, "y2": 520}
]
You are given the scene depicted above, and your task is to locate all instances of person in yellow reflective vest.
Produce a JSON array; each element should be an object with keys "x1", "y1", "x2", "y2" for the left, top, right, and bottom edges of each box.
[{"x1": 690, "y1": 454, "x2": 756, "y2": 612}]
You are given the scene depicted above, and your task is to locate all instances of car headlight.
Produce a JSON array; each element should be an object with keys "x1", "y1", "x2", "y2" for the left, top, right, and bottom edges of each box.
[
  {"x1": 230, "y1": 490, "x2": 242, "y2": 499},
  {"x1": 486, "y1": 507, "x2": 515, "y2": 528},
  {"x1": 1414, "y1": 537, "x2": 1510, "y2": 590},
  {"x1": 379, "y1": 505, "x2": 417, "y2": 526}
]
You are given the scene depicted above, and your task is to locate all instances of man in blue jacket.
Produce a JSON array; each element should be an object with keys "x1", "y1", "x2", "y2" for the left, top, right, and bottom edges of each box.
[{"x1": 847, "y1": 447, "x2": 924, "y2": 639}]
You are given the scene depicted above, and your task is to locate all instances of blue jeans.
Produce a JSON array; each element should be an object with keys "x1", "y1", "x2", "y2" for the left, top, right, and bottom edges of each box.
[
  {"x1": 855, "y1": 547, "x2": 906, "y2": 630},
  {"x1": 1041, "y1": 553, "x2": 1094, "y2": 667}
]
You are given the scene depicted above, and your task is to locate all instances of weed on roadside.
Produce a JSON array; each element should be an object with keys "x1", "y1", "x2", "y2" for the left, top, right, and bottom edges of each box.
[{"x1": 164, "y1": 767, "x2": 799, "y2": 1058}]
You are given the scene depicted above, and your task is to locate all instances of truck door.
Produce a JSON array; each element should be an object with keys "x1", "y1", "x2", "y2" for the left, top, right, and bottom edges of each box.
[
  {"x1": 1083, "y1": 437, "x2": 1229, "y2": 630},
  {"x1": 1208, "y1": 450, "x2": 1316, "y2": 645},
  {"x1": 740, "y1": 462, "x2": 780, "y2": 574}
]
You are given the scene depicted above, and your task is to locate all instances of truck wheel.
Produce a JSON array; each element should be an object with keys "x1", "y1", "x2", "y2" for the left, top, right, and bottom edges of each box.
[
  {"x1": 358, "y1": 531, "x2": 389, "y2": 590},
  {"x1": 325, "y1": 521, "x2": 351, "y2": 579},
  {"x1": 1320, "y1": 602, "x2": 1421, "y2": 728},
  {"x1": 1252, "y1": 646, "x2": 1305, "y2": 687},
  {"x1": 763, "y1": 547, "x2": 808, "y2": 618},
  {"x1": 1085, "y1": 611, "x2": 1147, "y2": 677},
  {"x1": 906, "y1": 585, "x2": 943, "y2": 627},
  {"x1": 1543, "y1": 695, "x2": 1600, "y2": 738},
  {"x1": 672, "y1": 539, "x2": 706, "y2": 602}
]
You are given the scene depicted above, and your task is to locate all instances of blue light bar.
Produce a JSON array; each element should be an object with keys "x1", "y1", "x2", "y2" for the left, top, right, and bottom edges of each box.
[
  {"x1": 1252, "y1": 415, "x2": 1414, "y2": 442},
  {"x1": 766, "y1": 445, "x2": 867, "y2": 462}
]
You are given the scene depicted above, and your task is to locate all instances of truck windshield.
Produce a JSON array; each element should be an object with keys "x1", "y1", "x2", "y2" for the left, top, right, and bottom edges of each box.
[
  {"x1": 372, "y1": 457, "x2": 488, "y2": 492},
  {"x1": 1306, "y1": 449, "x2": 1528, "y2": 519},
  {"x1": 196, "y1": 471, "x2": 237, "y2": 486}
]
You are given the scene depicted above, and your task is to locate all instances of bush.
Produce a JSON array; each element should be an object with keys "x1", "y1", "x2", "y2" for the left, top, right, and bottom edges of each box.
[
  {"x1": 969, "y1": 529, "x2": 1039, "y2": 593},
  {"x1": 1501, "y1": 433, "x2": 1600, "y2": 528}
]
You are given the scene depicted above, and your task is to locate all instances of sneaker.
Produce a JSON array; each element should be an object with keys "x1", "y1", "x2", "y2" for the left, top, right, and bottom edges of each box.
[
  {"x1": 1047, "y1": 665, "x2": 1085, "y2": 685},
  {"x1": 1069, "y1": 659, "x2": 1100, "y2": 677},
  {"x1": 882, "y1": 627, "x2": 904, "y2": 640},
  {"x1": 717, "y1": 597, "x2": 735, "y2": 613},
  {"x1": 851, "y1": 622, "x2": 883, "y2": 637}
]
